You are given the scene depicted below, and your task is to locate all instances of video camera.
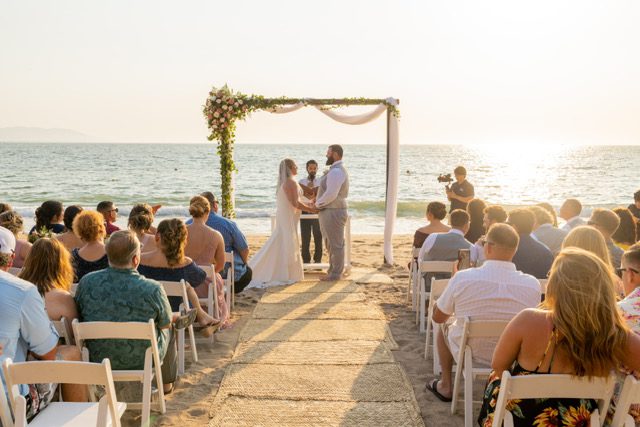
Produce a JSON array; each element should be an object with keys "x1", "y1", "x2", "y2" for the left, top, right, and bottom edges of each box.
[{"x1": 437, "y1": 173, "x2": 454, "y2": 191}]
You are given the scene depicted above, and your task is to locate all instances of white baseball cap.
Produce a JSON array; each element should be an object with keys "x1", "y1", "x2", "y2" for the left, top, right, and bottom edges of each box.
[{"x1": 0, "y1": 226, "x2": 16, "y2": 255}]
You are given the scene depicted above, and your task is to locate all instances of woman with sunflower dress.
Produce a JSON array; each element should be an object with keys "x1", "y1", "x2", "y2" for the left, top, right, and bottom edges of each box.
[{"x1": 478, "y1": 247, "x2": 640, "y2": 427}]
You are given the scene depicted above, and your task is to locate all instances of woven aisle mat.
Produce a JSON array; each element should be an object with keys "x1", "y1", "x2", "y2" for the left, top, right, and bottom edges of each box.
[
  {"x1": 232, "y1": 340, "x2": 394, "y2": 365},
  {"x1": 252, "y1": 301, "x2": 385, "y2": 320},
  {"x1": 239, "y1": 319, "x2": 388, "y2": 343},
  {"x1": 210, "y1": 397, "x2": 425, "y2": 427},
  {"x1": 259, "y1": 291, "x2": 365, "y2": 305},
  {"x1": 265, "y1": 281, "x2": 361, "y2": 294},
  {"x1": 216, "y1": 363, "x2": 415, "y2": 402}
]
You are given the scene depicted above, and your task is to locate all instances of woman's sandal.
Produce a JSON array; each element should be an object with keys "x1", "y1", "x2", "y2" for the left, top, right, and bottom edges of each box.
[{"x1": 173, "y1": 309, "x2": 197, "y2": 330}]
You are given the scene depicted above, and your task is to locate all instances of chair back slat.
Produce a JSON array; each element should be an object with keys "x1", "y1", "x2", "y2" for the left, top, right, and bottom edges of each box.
[
  {"x1": 466, "y1": 320, "x2": 510, "y2": 337},
  {"x1": 198, "y1": 264, "x2": 215, "y2": 281},
  {"x1": 73, "y1": 319, "x2": 156, "y2": 341},
  {"x1": 419, "y1": 260, "x2": 455, "y2": 274},
  {"x1": 430, "y1": 278, "x2": 449, "y2": 298}
]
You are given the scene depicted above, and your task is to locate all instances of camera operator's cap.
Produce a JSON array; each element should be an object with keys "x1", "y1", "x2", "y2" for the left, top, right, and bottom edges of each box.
[{"x1": 0, "y1": 226, "x2": 16, "y2": 255}]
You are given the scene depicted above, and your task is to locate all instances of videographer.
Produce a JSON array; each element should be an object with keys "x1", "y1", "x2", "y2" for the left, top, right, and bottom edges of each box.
[{"x1": 446, "y1": 166, "x2": 474, "y2": 213}]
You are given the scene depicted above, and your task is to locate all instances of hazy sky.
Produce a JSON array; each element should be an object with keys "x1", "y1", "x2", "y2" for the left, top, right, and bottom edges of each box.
[{"x1": 1, "y1": 1, "x2": 639, "y2": 144}]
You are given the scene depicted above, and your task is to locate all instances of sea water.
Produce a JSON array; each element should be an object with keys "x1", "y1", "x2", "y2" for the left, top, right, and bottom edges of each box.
[{"x1": 1, "y1": 142, "x2": 637, "y2": 234}]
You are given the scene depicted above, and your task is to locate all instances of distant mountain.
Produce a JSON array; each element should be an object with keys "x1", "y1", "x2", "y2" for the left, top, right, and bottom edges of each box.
[{"x1": 0, "y1": 127, "x2": 102, "y2": 142}]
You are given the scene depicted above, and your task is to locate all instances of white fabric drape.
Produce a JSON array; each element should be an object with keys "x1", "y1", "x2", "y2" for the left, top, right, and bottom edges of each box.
[{"x1": 263, "y1": 100, "x2": 400, "y2": 264}]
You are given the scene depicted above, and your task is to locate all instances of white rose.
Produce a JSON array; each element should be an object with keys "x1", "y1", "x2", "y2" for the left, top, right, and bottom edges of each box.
[
  {"x1": 222, "y1": 105, "x2": 228, "y2": 110},
  {"x1": 221, "y1": 117, "x2": 225, "y2": 122},
  {"x1": 238, "y1": 100, "x2": 243, "y2": 105},
  {"x1": 234, "y1": 102, "x2": 239, "y2": 107},
  {"x1": 214, "y1": 112, "x2": 220, "y2": 118},
  {"x1": 216, "y1": 99, "x2": 221, "y2": 104}
]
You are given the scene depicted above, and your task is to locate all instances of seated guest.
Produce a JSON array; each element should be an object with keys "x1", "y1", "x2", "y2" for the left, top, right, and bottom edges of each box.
[
  {"x1": 0, "y1": 226, "x2": 87, "y2": 417},
  {"x1": 71, "y1": 210, "x2": 108, "y2": 281},
  {"x1": 0, "y1": 210, "x2": 32, "y2": 268},
  {"x1": 509, "y1": 208, "x2": 553, "y2": 279},
  {"x1": 536, "y1": 202, "x2": 559, "y2": 227},
  {"x1": 128, "y1": 203, "x2": 157, "y2": 251},
  {"x1": 471, "y1": 204, "x2": 507, "y2": 266},
  {"x1": 589, "y1": 208, "x2": 624, "y2": 268},
  {"x1": 0, "y1": 202, "x2": 12, "y2": 214},
  {"x1": 413, "y1": 201, "x2": 450, "y2": 249},
  {"x1": 478, "y1": 248, "x2": 640, "y2": 426},
  {"x1": 465, "y1": 198, "x2": 486, "y2": 244},
  {"x1": 427, "y1": 224, "x2": 540, "y2": 402},
  {"x1": 530, "y1": 205, "x2": 567, "y2": 256},
  {"x1": 29, "y1": 200, "x2": 65, "y2": 237},
  {"x1": 185, "y1": 196, "x2": 229, "y2": 323},
  {"x1": 419, "y1": 209, "x2": 472, "y2": 262},
  {"x1": 559, "y1": 198, "x2": 586, "y2": 231},
  {"x1": 75, "y1": 230, "x2": 188, "y2": 393},
  {"x1": 19, "y1": 238, "x2": 78, "y2": 323},
  {"x1": 628, "y1": 189, "x2": 640, "y2": 220},
  {"x1": 186, "y1": 191, "x2": 252, "y2": 293},
  {"x1": 562, "y1": 225, "x2": 612, "y2": 267},
  {"x1": 54, "y1": 205, "x2": 84, "y2": 251},
  {"x1": 138, "y1": 218, "x2": 220, "y2": 328},
  {"x1": 96, "y1": 200, "x2": 120, "y2": 236},
  {"x1": 612, "y1": 207, "x2": 637, "y2": 250}
]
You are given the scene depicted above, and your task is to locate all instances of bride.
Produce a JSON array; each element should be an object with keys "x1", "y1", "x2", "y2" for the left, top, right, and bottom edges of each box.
[{"x1": 248, "y1": 159, "x2": 318, "y2": 287}]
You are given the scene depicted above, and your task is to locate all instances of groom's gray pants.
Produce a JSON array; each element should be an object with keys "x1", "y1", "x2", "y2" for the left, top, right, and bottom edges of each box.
[{"x1": 318, "y1": 208, "x2": 348, "y2": 279}]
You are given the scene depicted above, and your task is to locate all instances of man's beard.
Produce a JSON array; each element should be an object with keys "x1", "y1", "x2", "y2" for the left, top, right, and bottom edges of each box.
[
  {"x1": 326, "y1": 156, "x2": 334, "y2": 166},
  {"x1": 308, "y1": 172, "x2": 316, "y2": 180}
]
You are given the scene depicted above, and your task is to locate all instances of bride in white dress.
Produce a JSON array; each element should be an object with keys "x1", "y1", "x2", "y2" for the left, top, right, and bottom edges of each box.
[{"x1": 248, "y1": 159, "x2": 318, "y2": 287}]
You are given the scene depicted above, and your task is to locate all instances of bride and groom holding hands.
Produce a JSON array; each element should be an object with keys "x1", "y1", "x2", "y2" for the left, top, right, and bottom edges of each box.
[{"x1": 248, "y1": 144, "x2": 349, "y2": 287}]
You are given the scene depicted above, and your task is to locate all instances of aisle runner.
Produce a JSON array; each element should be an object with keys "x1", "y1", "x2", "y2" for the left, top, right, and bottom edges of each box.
[{"x1": 209, "y1": 279, "x2": 425, "y2": 427}]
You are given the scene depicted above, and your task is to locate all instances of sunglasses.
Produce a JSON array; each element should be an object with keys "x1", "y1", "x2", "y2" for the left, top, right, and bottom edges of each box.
[{"x1": 616, "y1": 267, "x2": 640, "y2": 278}]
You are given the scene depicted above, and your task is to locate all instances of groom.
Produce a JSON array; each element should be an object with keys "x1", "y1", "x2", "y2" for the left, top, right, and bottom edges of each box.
[{"x1": 313, "y1": 144, "x2": 349, "y2": 281}]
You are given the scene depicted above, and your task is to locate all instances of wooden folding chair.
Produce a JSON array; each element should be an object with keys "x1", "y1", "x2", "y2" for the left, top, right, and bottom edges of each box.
[
  {"x1": 160, "y1": 280, "x2": 198, "y2": 375},
  {"x1": 52, "y1": 317, "x2": 75, "y2": 345},
  {"x1": 424, "y1": 278, "x2": 449, "y2": 360},
  {"x1": 611, "y1": 375, "x2": 640, "y2": 427},
  {"x1": 491, "y1": 371, "x2": 616, "y2": 427},
  {"x1": 2, "y1": 358, "x2": 126, "y2": 427},
  {"x1": 450, "y1": 317, "x2": 510, "y2": 427},
  {"x1": 72, "y1": 319, "x2": 165, "y2": 427},
  {"x1": 416, "y1": 260, "x2": 455, "y2": 333},
  {"x1": 408, "y1": 247, "x2": 420, "y2": 309}
]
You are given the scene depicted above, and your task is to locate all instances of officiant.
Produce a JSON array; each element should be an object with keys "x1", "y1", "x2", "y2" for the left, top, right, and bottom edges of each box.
[{"x1": 299, "y1": 159, "x2": 323, "y2": 264}]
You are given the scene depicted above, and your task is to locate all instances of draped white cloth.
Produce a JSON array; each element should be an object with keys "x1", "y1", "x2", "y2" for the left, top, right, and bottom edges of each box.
[{"x1": 260, "y1": 100, "x2": 400, "y2": 264}]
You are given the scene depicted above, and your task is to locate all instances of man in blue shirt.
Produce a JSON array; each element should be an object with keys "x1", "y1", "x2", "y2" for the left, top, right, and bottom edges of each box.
[
  {"x1": 508, "y1": 209, "x2": 554, "y2": 279},
  {"x1": 187, "y1": 192, "x2": 252, "y2": 292},
  {"x1": 0, "y1": 226, "x2": 86, "y2": 420}
]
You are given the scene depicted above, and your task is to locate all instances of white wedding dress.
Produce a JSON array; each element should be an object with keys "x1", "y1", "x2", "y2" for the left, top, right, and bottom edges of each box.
[{"x1": 248, "y1": 183, "x2": 304, "y2": 287}]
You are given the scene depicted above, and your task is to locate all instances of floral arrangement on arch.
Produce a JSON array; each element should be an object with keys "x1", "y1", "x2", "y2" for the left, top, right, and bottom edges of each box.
[{"x1": 203, "y1": 85, "x2": 252, "y2": 142}]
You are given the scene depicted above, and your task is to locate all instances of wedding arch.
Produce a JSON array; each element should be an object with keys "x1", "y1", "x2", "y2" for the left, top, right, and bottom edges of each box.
[{"x1": 203, "y1": 85, "x2": 400, "y2": 264}]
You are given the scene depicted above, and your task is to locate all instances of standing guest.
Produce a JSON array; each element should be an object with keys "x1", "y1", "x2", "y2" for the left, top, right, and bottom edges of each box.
[
  {"x1": 426, "y1": 224, "x2": 540, "y2": 402},
  {"x1": 446, "y1": 166, "x2": 474, "y2": 213},
  {"x1": 561, "y1": 225, "x2": 612, "y2": 267},
  {"x1": 628, "y1": 190, "x2": 640, "y2": 220},
  {"x1": 186, "y1": 192, "x2": 252, "y2": 293},
  {"x1": 71, "y1": 210, "x2": 108, "y2": 281},
  {"x1": 465, "y1": 198, "x2": 487, "y2": 244},
  {"x1": 138, "y1": 218, "x2": 221, "y2": 328},
  {"x1": 54, "y1": 205, "x2": 84, "y2": 252},
  {"x1": 19, "y1": 238, "x2": 78, "y2": 324},
  {"x1": 478, "y1": 248, "x2": 640, "y2": 426},
  {"x1": 471, "y1": 204, "x2": 508, "y2": 266},
  {"x1": 559, "y1": 198, "x2": 586, "y2": 231},
  {"x1": 0, "y1": 226, "x2": 87, "y2": 417},
  {"x1": 413, "y1": 201, "x2": 450, "y2": 249},
  {"x1": 612, "y1": 207, "x2": 637, "y2": 250},
  {"x1": 29, "y1": 200, "x2": 65, "y2": 236},
  {"x1": 299, "y1": 159, "x2": 323, "y2": 264},
  {"x1": 530, "y1": 205, "x2": 567, "y2": 256},
  {"x1": 508, "y1": 208, "x2": 553, "y2": 279},
  {"x1": 419, "y1": 209, "x2": 472, "y2": 263},
  {"x1": 589, "y1": 208, "x2": 624, "y2": 268},
  {"x1": 0, "y1": 202, "x2": 12, "y2": 214},
  {"x1": 128, "y1": 203, "x2": 156, "y2": 251},
  {"x1": 536, "y1": 202, "x2": 559, "y2": 227},
  {"x1": 96, "y1": 201, "x2": 120, "y2": 236},
  {"x1": 0, "y1": 210, "x2": 32, "y2": 268}
]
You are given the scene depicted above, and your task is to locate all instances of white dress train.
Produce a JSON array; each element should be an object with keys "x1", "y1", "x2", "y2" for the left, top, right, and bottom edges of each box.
[{"x1": 248, "y1": 184, "x2": 304, "y2": 287}]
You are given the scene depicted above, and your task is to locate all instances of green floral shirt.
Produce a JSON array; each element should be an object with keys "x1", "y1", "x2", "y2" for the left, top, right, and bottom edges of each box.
[{"x1": 74, "y1": 267, "x2": 172, "y2": 370}]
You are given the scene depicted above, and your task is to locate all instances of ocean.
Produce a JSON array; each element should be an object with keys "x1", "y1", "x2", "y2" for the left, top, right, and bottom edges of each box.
[{"x1": 0, "y1": 142, "x2": 636, "y2": 234}]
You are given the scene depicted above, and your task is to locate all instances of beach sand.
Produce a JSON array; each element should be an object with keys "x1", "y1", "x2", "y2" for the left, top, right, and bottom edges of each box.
[{"x1": 125, "y1": 234, "x2": 466, "y2": 427}]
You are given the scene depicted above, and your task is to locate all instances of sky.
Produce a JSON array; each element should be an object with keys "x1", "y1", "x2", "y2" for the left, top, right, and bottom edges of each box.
[{"x1": 1, "y1": 0, "x2": 639, "y2": 145}]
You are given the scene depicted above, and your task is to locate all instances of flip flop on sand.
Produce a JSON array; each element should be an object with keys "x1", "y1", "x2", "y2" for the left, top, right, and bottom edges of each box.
[{"x1": 425, "y1": 379, "x2": 452, "y2": 402}]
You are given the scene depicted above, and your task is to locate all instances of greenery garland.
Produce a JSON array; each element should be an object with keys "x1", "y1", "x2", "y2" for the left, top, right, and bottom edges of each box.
[{"x1": 203, "y1": 84, "x2": 399, "y2": 218}]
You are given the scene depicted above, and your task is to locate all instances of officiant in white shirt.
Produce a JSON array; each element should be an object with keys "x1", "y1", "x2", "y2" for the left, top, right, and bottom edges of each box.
[{"x1": 299, "y1": 159, "x2": 323, "y2": 264}]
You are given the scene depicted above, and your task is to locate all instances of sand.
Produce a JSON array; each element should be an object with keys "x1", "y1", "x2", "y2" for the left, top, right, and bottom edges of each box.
[{"x1": 120, "y1": 234, "x2": 467, "y2": 426}]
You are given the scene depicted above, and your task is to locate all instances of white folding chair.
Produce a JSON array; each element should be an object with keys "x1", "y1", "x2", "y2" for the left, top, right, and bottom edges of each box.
[
  {"x1": 224, "y1": 251, "x2": 235, "y2": 310},
  {"x1": 72, "y1": 319, "x2": 165, "y2": 427},
  {"x1": 0, "y1": 369, "x2": 13, "y2": 427},
  {"x1": 538, "y1": 278, "x2": 548, "y2": 299},
  {"x1": 408, "y1": 248, "x2": 420, "y2": 309},
  {"x1": 52, "y1": 317, "x2": 75, "y2": 345},
  {"x1": 160, "y1": 280, "x2": 198, "y2": 375},
  {"x1": 198, "y1": 264, "x2": 218, "y2": 345},
  {"x1": 417, "y1": 260, "x2": 455, "y2": 333},
  {"x1": 611, "y1": 375, "x2": 640, "y2": 427},
  {"x1": 491, "y1": 371, "x2": 616, "y2": 427},
  {"x1": 424, "y1": 278, "x2": 449, "y2": 360},
  {"x1": 2, "y1": 358, "x2": 126, "y2": 427},
  {"x1": 450, "y1": 317, "x2": 510, "y2": 427},
  {"x1": 70, "y1": 283, "x2": 79, "y2": 296}
]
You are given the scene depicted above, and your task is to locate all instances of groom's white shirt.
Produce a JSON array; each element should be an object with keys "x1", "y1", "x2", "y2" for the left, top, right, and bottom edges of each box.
[{"x1": 315, "y1": 160, "x2": 346, "y2": 208}]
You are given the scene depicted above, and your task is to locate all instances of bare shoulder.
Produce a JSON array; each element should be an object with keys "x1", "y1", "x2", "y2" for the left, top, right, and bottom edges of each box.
[{"x1": 511, "y1": 308, "x2": 549, "y2": 328}]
